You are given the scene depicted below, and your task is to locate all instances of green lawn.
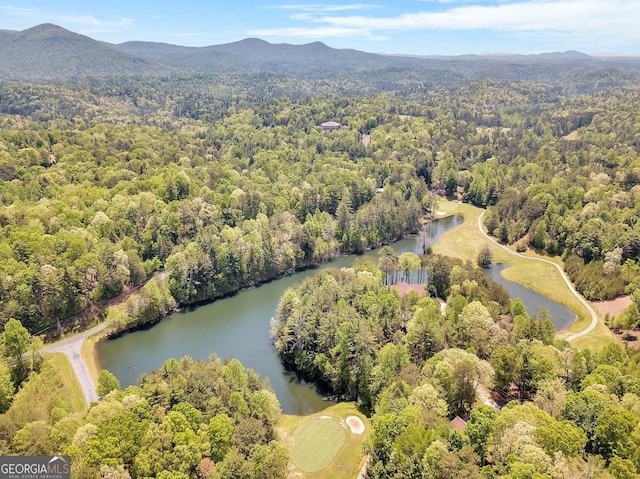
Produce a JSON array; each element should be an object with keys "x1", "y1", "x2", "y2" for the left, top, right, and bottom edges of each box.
[
  {"x1": 432, "y1": 200, "x2": 615, "y2": 350},
  {"x1": 279, "y1": 402, "x2": 369, "y2": 479},
  {"x1": 290, "y1": 417, "x2": 347, "y2": 473},
  {"x1": 48, "y1": 353, "x2": 87, "y2": 413},
  {"x1": 0, "y1": 353, "x2": 86, "y2": 440}
]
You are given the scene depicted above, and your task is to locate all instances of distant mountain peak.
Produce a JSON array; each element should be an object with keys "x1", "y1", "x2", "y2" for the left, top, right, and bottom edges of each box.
[
  {"x1": 534, "y1": 50, "x2": 591, "y2": 59},
  {"x1": 306, "y1": 41, "x2": 329, "y2": 47},
  {"x1": 1, "y1": 23, "x2": 635, "y2": 81},
  {"x1": 226, "y1": 37, "x2": 270, "y2": 47},
  {"x1": 19, "y1": 23, "x2": 78, "y2": 39},
  {"x1": 0, "y1": 23, "x2": 170, "y2": 79}
]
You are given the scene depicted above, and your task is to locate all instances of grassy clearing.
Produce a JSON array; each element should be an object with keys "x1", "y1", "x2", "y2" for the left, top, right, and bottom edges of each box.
[
  {"x1": 290, "y1": 418, "x2": 347, "y2": 473},
  {"x1": 278, "y1": 402, "x2": 369, "y2": 479},
  {"x1": 47, "y1": 353, "x2": 87, "y2": 413},
  {"x1": 563, "y1": 130, "x2": 580, "y2": 141},
  {"x1": 431, "y1": 200, "x2": 615, "y2": 350},
  {"x1": 0, "y1": 354, "x2": 85, "y2": 439},
  {"x1": 432, "y1": 202, "x2": 501, "y2": 263},
  {"x1": 570, "y1": 318, "x2": 615, "y2": 351}
]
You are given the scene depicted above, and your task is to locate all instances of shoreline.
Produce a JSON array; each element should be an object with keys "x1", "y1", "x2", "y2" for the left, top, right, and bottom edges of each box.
[
  {"x1": 489, "y1": 261, "x2": 578, "y2": 332},
  {"x1": 83, "y1": 228, "x2": 424, "y2": 382},
  {"x1": 475, "y1": 211, "x2": 602, "y2": 344},
  {"x1": 66, "y1": 205, "x2": 610, "y2": 403},
  {"x1": 431, "y1": 200, "x2": 614, "y2": 348},
  {"x1": 103, "y1": 229, "x2": 419, "y2": 340}
]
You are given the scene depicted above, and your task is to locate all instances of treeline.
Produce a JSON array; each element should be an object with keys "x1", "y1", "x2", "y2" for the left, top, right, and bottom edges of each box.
[
  {"x1": 0, "y1": 89, "x2": 427, "y2": 336},
  {"x1": 271, "y1": 256, "x2": 640, "y2": 479},
  {"x1": 447, "y1": 88, "x2": 640, "y2": 301},
  {"x1": 0, "y1": 355, "x2": 288, "y2": 479},
  {"x1": 4, "y1": 74, "x2": 640, "y2": 333},
  {"x1": 361, "y1": 81, "x2": 640, "y2": 303},
  {"x1": 272, "y1": 254, "x2": 549, "y2": 411}
]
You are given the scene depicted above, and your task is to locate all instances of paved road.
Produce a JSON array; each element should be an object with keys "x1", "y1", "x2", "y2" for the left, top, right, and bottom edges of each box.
[
  {"x1": 42, "y1": 323, "x2": 108, "y2": 407},
  {"x1": 477, "y1": 212, "x2": 598, "y2": 342},
  {"x1": 40, "y1": 274, "x2": 168, "y2": 407}
]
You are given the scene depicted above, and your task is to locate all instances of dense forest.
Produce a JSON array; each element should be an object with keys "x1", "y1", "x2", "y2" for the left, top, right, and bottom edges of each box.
[
  {"x1": 272, "y1": 259, "x2": 640, "y2": 479},
  {"x1": 0, "y1": 348, "x2": 288, "y2": 479},
  {"x1": 2, "y1": 45, "x2": 640, "y2": 478},
  {"x1": 0, "y1": 77, "x2": 428, "y2": 336},
  {"x1": 2, "y1": 72, "x2": 640, "y2": 337}
]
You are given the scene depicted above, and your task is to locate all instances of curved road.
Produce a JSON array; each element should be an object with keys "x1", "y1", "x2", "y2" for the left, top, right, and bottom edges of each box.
[
  {"x1": 40, "y1": 274, "x2": 165, "y2": 407},
  {"x1": 477, "y1": 212, "x2": 598, "y2": 342},
  {"x1": 42, "y1": 322, "x2": 108, "y2": 407},
  {"x1": 42, "y1": 221, "x2": 597, "y2": 408}
]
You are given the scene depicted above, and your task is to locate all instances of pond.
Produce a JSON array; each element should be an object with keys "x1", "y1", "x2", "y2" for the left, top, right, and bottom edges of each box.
[
  {"x1": 97, "y1": 215, "x2": 461, "y2": 415},
  {"x1": 96, "y1": 213, "x2": 573, "y2": 414},
  {"x1": 484, "y1": 263, "x2": 575, "y2": 330}
]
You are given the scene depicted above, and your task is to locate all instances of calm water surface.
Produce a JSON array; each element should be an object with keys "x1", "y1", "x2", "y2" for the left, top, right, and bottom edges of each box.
[
  {"x1": 97, "y1": 213, "x2": 572, "y2": 414},
  {"x1": 97, "y1": 215, "x2": 461, "y2": 414},
  {"x1": 484, "y1": 263, "x2": 575, "y2": 330}
]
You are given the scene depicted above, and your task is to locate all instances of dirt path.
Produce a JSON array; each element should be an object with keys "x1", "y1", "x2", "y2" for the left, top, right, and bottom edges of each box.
[
  {"x1": 477, "y1": 385, "x2": 499, "y2": 409},
  {"x1": 42, "y1": 323, "x2": 107, "y2": 407},
  {"x1": 477, "y1": 212, "x2": 598, "y2": 342}
]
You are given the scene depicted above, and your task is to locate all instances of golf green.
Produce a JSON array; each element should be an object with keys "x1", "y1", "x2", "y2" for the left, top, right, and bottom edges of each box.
[{"x1": 290, "y1": 417, "x2": 347, "y2": 473}]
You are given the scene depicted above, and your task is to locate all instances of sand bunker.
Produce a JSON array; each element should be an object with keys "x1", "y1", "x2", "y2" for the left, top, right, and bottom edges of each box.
[
  {"x1": 436, "y1": 211, "x2": 447, "y2": 216},
  {"x1": 346, "y1": 416, "x2": 365, "y2": 434}
]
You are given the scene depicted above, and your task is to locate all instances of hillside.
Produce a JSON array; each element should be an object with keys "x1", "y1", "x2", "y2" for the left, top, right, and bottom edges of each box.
[
  {"x1": 0, "y1": 24, "x2": 171, "y2": 79},
  {"x1": 116, "y1": 37, "x2": 430, "y2": 74},
  {"x1": 0, "y1": 23, "x2": 620, "y2": 81}
]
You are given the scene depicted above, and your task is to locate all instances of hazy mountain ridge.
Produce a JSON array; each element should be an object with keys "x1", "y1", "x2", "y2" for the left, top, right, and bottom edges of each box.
[
  {"x1": 114, "y1": 37, "x2": 424, "y2": 73},
  {"x1": 0, "y1": 24, "x2": 172, "y2": 79},
  {"x1": 0, "y1": 23, "x2": 638, "y2": 80}
]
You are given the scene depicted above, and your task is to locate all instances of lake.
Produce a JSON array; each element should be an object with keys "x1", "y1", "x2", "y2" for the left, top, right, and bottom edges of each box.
[{"x1": 97, "y1": 213, "x2": 573, "y2": 414}]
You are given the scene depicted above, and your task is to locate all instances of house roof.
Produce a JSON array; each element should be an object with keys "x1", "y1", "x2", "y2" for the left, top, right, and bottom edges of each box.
[
  {"x1": 321, "y1": 121, "x2": 341, "y2": 128},
  {"x1": 450, "y1": 416, "x2": 467, "y2": 431},
  {"x1": 392, "y1": 280, "x2": 426, "y2": 297}
]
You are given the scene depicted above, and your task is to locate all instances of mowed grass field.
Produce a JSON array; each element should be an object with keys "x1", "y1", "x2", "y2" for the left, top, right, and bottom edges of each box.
[
  {"x1": 82, "y1": 331, "x2": 105, "y2": 385},
  {"x1": 278, "y1": 402, "x2": 369, "y2": 479},
  {"x1": 290, "y1": 418, "x2": 347, "y2": 473},
  {"x1": 432, "y1": 200, "x2": 615, "y2": 350}
]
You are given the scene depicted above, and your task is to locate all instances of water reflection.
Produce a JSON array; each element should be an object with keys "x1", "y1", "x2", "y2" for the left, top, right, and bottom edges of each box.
[{"x1": 484, "y1": 263, "x2": 575, "y2": 330}]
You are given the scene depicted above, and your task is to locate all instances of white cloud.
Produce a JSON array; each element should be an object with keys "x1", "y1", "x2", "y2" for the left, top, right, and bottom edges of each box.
[
  {"x1": 0, "y1": 5, "x2": 134, "y2": 31},
  {"x1": 0, "y1": 6, "x2": 38, "y2": 16},
  {"x1": 417, "y1": 0, "x2": 482, "y2": 3},
  {"x1": 317, "y1": 1, "x2": 634, "y2": 32},
  {"x1": 289, "y1": 13, "x2": 313, "y2": 20},
  {"x1": 251, "y1": 0, "x2": 640, "y2": 46},
  {"x1": 417, "y1": 0, "x2": 478, "y2": 3}
]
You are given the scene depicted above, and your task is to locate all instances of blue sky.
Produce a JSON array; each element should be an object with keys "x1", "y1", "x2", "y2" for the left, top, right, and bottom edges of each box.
[{"x1": 1, "y1": 1, "x2": 638, "y2": 55}]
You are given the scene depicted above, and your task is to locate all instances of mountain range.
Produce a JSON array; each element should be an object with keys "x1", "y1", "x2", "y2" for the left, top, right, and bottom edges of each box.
[{"x1": 0, "y1": 23, "x2": 635, "y2": 80}]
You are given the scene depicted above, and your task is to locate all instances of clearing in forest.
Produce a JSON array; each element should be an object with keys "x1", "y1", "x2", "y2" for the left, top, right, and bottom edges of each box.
[
  {"x1": 290, "y1": 417, "x2": 346, "y2": 472},
  {"x1": 431, "y1": 200, "x2": 615, "y2": 350},
  {"x1": 279, "y1": 403, "x2": 369, "y2": 479}
]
